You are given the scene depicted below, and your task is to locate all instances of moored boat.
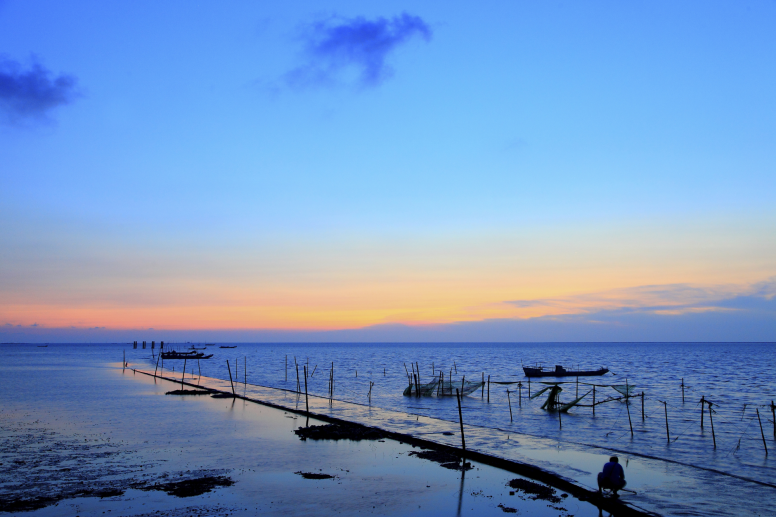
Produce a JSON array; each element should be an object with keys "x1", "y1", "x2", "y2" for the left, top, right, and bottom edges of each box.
[
  {"x1": 161, "y1": 350, "x2": 213, "y2": 360},
  {"x1": 523, "y1": 365, "x2": 608, "y2": 378}
]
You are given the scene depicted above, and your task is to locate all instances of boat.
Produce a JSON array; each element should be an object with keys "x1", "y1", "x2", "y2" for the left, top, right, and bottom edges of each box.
[
  {"x1": 219, "y1": 345, "x2": 237, "y2": 349},
  {"x1": 522, "y1": 365, "x2": 608, "y2": 378},
  {"x1": 187, "y1": 345, "x2": 207, "y2": 350},
  {"x1": 161, "y1": 350, "x2": 213, "y2": 360}
]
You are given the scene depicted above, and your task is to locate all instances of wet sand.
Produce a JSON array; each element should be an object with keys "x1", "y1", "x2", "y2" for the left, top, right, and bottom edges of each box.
[{"x1": 0, "y1": 362, "x2": 604, "y2": 516}]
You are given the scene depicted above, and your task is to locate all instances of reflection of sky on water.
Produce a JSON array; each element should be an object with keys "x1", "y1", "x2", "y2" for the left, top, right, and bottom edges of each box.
[
  {"x1": 3, "y1": 343, "x2": 774, "y2": 516},
  {"x1": 0, "y1": 346, "x2": 600, "y2": 517}
]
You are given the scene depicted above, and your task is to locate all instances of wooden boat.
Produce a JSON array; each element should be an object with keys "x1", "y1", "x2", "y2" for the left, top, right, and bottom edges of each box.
[
  {"x1": 522, "y1": 365, "x2": 608, "y2": 378},
  {"x1": 161, "y1": 350, "x2": 213, "y2": 360},
  {"x1": 219, "y1": 345, "x2": 237, "y2": 349}
]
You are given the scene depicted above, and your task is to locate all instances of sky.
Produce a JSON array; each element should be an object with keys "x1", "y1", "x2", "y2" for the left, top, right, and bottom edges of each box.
[{"x1": 1, "y1": 1, "x2": 775, "y2": 342}]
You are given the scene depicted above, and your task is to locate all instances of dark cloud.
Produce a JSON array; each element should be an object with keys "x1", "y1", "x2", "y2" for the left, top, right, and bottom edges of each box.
[
  {"x1": 284, "y1": 12, "x2": 431, "y2": 89},
  {"x1": 0, "y1": 56, "x2": 79, "y2": 125}
]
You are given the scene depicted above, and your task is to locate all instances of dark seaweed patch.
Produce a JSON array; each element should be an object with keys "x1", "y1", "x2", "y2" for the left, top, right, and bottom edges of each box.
[
  {"x1": 141, "y1": 476, "x2": 234, "y2": 497},
  {"x1": 506, "y1": 478, "x2": 562, "y2": 503},
  {"x1": 165, "y1": 389, "x2": 212, "y2": 396},
  {"x1": 295, "y1": 471, "x2": 335, "y2": 480},
  {"x1": 294, "y1": 424, "x2": 385, "y2": 441}
]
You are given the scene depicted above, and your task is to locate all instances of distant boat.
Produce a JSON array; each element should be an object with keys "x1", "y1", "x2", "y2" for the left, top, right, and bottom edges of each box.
[
  {"x1": 523, "y1": 365, "x2": 608, "y2": 378},
  {"x1": 187, "y1": 345, "x2": 207, "y2": 350},
  {"x1": 219, "y1": 345, "x2": 237, "y2": 349},
  {"x1": 161, "y1": 350, "x2": 213, "y2": 360},
  {"x1": 37, "y1": 345, "x2": 48, "y2": 348}
]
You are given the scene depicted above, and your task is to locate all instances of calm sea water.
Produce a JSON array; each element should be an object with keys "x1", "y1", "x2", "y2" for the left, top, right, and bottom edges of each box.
[{"x1": 7, "y1": 343, "x2": 776, "y2": 488}]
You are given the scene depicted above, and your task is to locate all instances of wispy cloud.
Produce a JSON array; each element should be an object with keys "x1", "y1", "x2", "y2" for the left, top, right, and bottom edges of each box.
[
  {"x1": 284, "y1": 12, "x2": 432, "y2": 89},
  {"x1": 503, "y1": 278, "x2": 776, "y2": 318},
  {"x1": 0, "y1": 55, "x2": 79, "y2": 125}
]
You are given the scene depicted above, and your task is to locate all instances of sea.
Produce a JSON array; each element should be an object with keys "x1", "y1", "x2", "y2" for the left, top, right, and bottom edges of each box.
[{"x1": 3, "y1": 342, "x2": 775, "y2": 515}]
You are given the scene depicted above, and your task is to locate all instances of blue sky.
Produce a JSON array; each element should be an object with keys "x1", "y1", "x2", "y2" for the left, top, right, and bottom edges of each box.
[{"x1": 1, "y1": 1, "x2": 775, "y2": 341}]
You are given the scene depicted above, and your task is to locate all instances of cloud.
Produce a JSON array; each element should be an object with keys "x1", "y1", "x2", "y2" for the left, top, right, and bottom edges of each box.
[
  {"x1": 0, "y1": 55, "x2": 79, "y2": 125},
  {"x1": 284, "y1": 12, "x2": 431, "y2": 89},
  {"x1": 504, "y1": 278, "x2": 776, "y2": 318}
]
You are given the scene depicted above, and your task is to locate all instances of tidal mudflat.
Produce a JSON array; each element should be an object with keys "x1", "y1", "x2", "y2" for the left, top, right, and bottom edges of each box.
[{"x1": 0, "y1": 351, "x2": 602, "y2": 516}]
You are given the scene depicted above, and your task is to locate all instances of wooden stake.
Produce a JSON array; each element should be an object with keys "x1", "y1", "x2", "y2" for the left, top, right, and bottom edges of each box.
[
  {"x1": 626, "y1": 393, "x2": 633, "y2": 437},
  {"x1": 681, "y1": 378, "x2": 685, "y2": 403},
  {"x1": 154, "y1": 353, "x2": 160, "y2": 377},
  {"x1": 518, "y1": 382, "x2": 522, "y2": 407},
  {"x1": 528, "y1": 378, "x2": 531, "y2": 398},
  {"x1": 454, "y1": 361, "x2": 457, "y2": 373},
  {"x1": 244, "y1": 356, "x2": 246, "y2": 385},
  {"x1": 576, "y1": 376, "x2": 579, "y2": 398},
  {"x1": 507, "y1": 390, "x2": 513, "y2": 422},
  {"x1": 456, "y1": 388, "x2": 465, "y2": 451},
  {"x1": 487, "y1": 375, "x2": 490, "y2": 403},
  {"x1": 558, "y1": 400, "x2": 562, "y2": 429},
  {"x1": 771, "y1": 401, "x2": 775, "y2": 439},
  {"x1": 198, "y1": 358, "x2": 201, "y2": 378},
  {"x1": 641, "y1": 392, "x2": 645, "y2": 421},
  {"x1": 663, "y1": 401, "x2": 670, "y2": 442},
  {"x1": 481, "y1": 372, "x2": 484, "y2": 398},
  {"x1": 303, "y1": 365, "x2": 309, "y2": 415},
  {"x1": 296, "y1": 363, "x2": 300, "y2": 394},
  {"x1": 701, "y1": 396, "x2": 705, "y2": 429},
  {"x1": 181, "y1": 358, "x2": 187, "y2": 390},
  {"x1": 757, "y1": 408, "x2": 768, "y2": 456},
  {"x1": 123, "y1": 350, "x2": 126, "y2": 371},
  {"x1": 708, "y1": 400, "x2": 716, "y2": 448},
  {"x1": 226, "y1": 360, "x2": 235, "y2": 395},
  {"x1": 285, "y1": 355, "x2": 287, "y2": 381},
  {"x1": 592, "y1": 385, "x2": 596, "y2": 416}
]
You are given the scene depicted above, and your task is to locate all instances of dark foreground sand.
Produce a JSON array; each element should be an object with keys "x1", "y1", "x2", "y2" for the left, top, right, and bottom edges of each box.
[{"x1": 0, "y1": 363, "x2": 610, "y2": 516}]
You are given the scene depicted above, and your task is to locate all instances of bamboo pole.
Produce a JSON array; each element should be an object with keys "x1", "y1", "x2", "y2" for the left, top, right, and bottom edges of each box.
[
  {"x1": 507, "y1": 390, "x2": 513, "y2": 422},
  {"x1": 701, "y1": 396, "x2": 705, "y2": 429},
  {"x1": 681, "y1": 378, "x2": 685, "y2": 403},
  {"x1": 244, "y1": 356, "x2": 246, "y2": 385},
  {"x1": 592, "y1": 385, "x2": 596, "y2": 416},
  {"x1": 558, "y1": 397, "x2": 562, "y2": 429},
  {"x1": 487, "y1": 375, "x2": 490, "y2": 403},
  {"x1": 481, "y1": 372, "x2": 484, "y2": 398},
  {"x1": 454, "y1": 361, "x2": 457, "y2": 374},
  {"x1": 154, "y1": 353, "x2": 160, "y2": 377},
  {"x1": 296, "y1": 363, "x2": 300, "y2": 394},
  {"x1": 528, "y1": 378, "x2": 531, "y2": 397},
  {"x1": 518, "y1": 382, "x2": 522, "y2": 407},
  {"x1": 771, "y1": 401, "x2": 776, "y2": 439},
  {"x1": 708, "y1": 401, "x2": 716, "y2": 448},
  {"x1": 663, "y1": 401, "x2": 670, "y2": 442},
  {"x1": 285, "y1": 355, "x2": 287, "y2": 381},
  {"x1": 757, "y1": 408, "x2": 768, "y2": 456},
  {"x1": 576, "y1": 376, "x2": 579, "y2": 398},
  {"x1": 626, "y1": 392, "x2": 633, "y2": 437},
  {"x1": 456, "y1": 388, "x2": 465, "y2": 451},
  {"x1": 226, "y1": 360, "x2": 235, "y2": 395},
  {"x1": 303, "y1": 365, "x2": 309, "y2": 415},
  {"x1": 123, "y1": 350, "x2": 126, "y2": 371},
  {"x1": 181, "y1": 358, "x2": 187, "y2": 390},
  {"x1": 641, "y1": 392, "x2": 645, "y2": 421}
]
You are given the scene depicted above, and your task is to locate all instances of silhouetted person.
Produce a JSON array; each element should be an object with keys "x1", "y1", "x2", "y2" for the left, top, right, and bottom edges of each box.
[{"x1": 598, "y1": 456, "x2": 626, "y2": 496}]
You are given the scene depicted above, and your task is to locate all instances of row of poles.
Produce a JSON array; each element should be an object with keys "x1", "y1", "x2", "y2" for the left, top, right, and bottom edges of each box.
[{"x1": 135, "y1": 350, "x2": 776, "y2": 459}]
